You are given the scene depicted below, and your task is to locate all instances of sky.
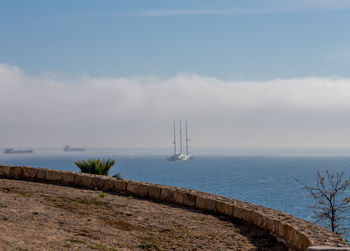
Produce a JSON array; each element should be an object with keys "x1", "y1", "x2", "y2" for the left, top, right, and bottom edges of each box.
[{"x1": 1, "y1": 0, "x2": 350, "y2": 149}]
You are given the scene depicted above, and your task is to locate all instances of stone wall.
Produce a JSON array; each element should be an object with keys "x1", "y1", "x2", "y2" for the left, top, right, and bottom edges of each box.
[{"x1": 0, "y1": 165, "x2": 349, "y2": 251}]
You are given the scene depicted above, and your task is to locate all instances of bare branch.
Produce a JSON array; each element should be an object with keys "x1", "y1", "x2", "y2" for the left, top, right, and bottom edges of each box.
[{"x1": 297, "y1": 170, "x2": 350, "y2": 235}]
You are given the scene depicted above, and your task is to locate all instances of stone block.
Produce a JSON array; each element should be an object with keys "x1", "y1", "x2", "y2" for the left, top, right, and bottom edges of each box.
[
  {"x1": 196, "y1": 196, "x2": 216, "y2": 211},
  {"x1": 265, "y1": 217, "x2": 278, "y2": 234},
  {"x1": 148, "y1": 186, "x2": 161, "y2": 199},
  {"x1": 281, "y1": 222, "x2": 308, "y2": 250},
  {"x1": 160, "y1": 187, "x2": 174, "y2": 203},
  {"x1": 114, "y1": 180, "x2": 127, "y2": 192},
  {"x1": 173, "y1": 191, "x2": 184, "y2": 204},
  {"x1": 276, "y1": 222, "x2": 286, "y2": 237},
  {"x1": 307, "y1": 247, "x2": 350, "y2": 251},
  {"x1": 22, "y1": 167, "x2": 38, "y2": 179},
  {"x1": 232, "y1": 205, "x2": 254, "y2": 224},
  {"x1": 46, "y1": 170, "x2": 63, "y2": 182},
  {"x1": 276, "y1": 222, "x2": 296, "y2": 243},
  {"x1": 216, "y1": 201, "x2": 233, "y2": 216},
  {"x1": 62, "y1": 172, "x2": 75, "y2": 185},
  {"x1": 81, "y1": 175, "x2": 93, "y2": 187},
  {"x1": 9, "y1": 166, "x2": 23, "y2": 178},
  {"x1": 126, "y1": 182, "x2": 148, "y2": 198},
  {"x1": 0, "y1": 165, "x2": 11, "y2": 176},
  {"x1": 281, "y1": 223, "x2": 294, "y2": 242},
  {"x1": 240, "y1": 208, "x2": 253, "y2": 223},
  {"x1": 183, "y1": 193, "x2": 196, "y2": 207},
  {"x1": 289, "y1": 228, "x2": 306, "y2": 251},
  {"x1": 300, "y1": 233, "x2": 313, "y2": 251},
  {"x1": 72, "y1": 173, "x2": 84, "y2": 186},
  {"x1": 232, "y1": 205, "x2": 244, "y2": 219},
  {"x1": 137, "y1": 184, "x2": 149, "y2": 198},
  {"x1": 250, "y1": 210, "x2": 264, "y2": 228},
  {"x1": 256, "y1": 213, "x2": 269, "y2": 229},
  {"x1": 37, "y1": 169, "x2": 49, "y2": 180},
  {"x1": 92, "y1": 176, "x2": 107, "y2": 189},
  {"x1": 274, "y1": 221, "x2": 311, "y2": 251},
  {"x1": 103, "y1": 178, "x2": 115, "y2": 191},
  {"x1": 73, "y1": 173, "x2": 93, "y2": 187},
  {"x1": 127, "y1": 182, "x2": 139, "y2": 195}
]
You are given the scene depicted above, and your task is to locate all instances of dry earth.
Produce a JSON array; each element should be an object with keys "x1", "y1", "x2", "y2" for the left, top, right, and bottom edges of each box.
[{"x1": 0, "y1": 178, "x2": 287, "y2": 251}]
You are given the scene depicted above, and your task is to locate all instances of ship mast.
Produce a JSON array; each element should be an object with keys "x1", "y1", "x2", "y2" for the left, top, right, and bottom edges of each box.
[
  {"x1": 173, "y1": 120, "x2": 177, "y2": 155},
  {"x1": 179, "y1": 120, "x2": 183, "y2": 154},
  {"x1": 185, "y1": 120, "x2": 189, "y2": 155}
]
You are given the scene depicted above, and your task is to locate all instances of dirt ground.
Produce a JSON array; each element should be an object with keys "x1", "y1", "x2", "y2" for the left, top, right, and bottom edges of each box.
[{"x1": 0, "y1": 178, "x2": 286, "y2": 251}]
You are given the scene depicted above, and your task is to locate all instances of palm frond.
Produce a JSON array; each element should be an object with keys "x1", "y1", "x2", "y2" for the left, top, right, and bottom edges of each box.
[{"x1": 74, "y1": 158, "x2": 116, "y2": 176}]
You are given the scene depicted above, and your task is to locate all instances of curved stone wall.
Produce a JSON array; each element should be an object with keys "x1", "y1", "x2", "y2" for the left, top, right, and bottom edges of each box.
[{"x1": 0, "y1": 165, "x2": 349, "y2": 251}]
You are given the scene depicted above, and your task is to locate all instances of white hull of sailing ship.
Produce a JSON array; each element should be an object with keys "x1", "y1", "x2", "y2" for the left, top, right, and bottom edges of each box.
[
  {"x1": 167, "y1": 120, "x2": 194, "y2": 161},
  {"x1": 167, "y1": 153, "x2": 194, "y2": 161}
]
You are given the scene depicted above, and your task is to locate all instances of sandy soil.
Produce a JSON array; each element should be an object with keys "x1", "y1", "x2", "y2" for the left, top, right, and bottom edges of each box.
[{"x1": 0, "y1": 178, "x2": 286, "y2": 251}]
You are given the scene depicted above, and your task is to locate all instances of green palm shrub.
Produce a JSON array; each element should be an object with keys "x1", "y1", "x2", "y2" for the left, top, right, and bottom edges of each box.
[{"x1": 74, "y1": 158, "x2": 116, "y2": 176}]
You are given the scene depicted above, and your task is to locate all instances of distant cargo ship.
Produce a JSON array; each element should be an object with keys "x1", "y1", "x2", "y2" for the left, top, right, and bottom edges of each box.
[
  {"x1": 4, "y1": 148, "x2": 34, "y2": 154},
  {"x1": 63, "y1": 145, "x2": 85, "y2": 152}
]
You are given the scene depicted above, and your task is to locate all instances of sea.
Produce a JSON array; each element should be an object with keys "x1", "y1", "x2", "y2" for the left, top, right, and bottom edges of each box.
[{"x1": 1, "y1": 147, "x2": 350, "y2": 227}]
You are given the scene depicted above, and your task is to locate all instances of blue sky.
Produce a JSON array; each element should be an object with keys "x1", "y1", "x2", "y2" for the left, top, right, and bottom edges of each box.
[
  {"x1": 2, "y1": 1, "x2": 350, "y2": 148},
  {"x1": 1, "y1": 0, "x2": 350, "y2": 80}
]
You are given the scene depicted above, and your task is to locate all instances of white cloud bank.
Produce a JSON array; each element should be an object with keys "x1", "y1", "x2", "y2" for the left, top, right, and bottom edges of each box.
[{"x1": 1, "y1": 63, "x2": 350, "y2": 148}]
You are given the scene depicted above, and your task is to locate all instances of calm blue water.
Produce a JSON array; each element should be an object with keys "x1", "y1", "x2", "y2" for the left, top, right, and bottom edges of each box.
[{"x1": 1, "y1": 149, "x2": 350, "y2": 225}]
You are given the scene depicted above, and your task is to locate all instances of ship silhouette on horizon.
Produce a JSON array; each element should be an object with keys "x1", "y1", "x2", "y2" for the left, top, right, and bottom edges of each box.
[
  {"x1": 167, "y1": 120, "x2": 194, "y2": 161},
  {"x1": 63, "y1": 145, "x2": 85, "y2": 152}
]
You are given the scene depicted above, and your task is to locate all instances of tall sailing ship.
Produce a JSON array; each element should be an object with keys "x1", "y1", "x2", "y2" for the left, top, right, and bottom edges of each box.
[{"x1": 167, "y1": 120, "x2": 194, "y2": 161}]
